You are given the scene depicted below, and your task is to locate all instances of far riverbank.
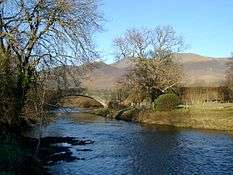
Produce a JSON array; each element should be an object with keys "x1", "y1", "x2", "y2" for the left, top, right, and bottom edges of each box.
[
  {"x1": 57, "y1": 95, "x2": 233, "y2": 131},
  {"x1": 92, "y1": 103, "x2": 233, "y2": 131}
]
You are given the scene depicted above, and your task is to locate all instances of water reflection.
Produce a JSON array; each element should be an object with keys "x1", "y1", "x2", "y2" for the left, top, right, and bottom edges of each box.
[{"x1": 33, "y1": 111, "x2": 233, "y2": 175}]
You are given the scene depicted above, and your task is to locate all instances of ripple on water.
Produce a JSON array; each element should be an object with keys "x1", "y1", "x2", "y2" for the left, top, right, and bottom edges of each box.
[{"x1": 31, "y1": 110, "x2": 233, "y2": 175}]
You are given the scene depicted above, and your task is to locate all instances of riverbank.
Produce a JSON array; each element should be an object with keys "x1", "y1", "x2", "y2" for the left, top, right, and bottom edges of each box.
[
  {"x1": 0, "y1": 134, "x2": 49, "y2": 175},
  {"x1": 0, "y1": 94, "x2": 104, "y2": 175},
  {"x1": 92, "y1": 103, "x2": 233, "y2": 131},
  {"x1": 0, "y1": 132, "x2": 96, "y2": 175},
  {"x1": 138, "y1": 105, "x2": 233, "y2": 131}
]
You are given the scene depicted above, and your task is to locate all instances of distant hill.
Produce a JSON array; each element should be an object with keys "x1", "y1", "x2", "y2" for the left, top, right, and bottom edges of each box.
[
  {"x1": 81, "y1": 61, "x2": 128, "y2": 90},
  {"x1": 80, "y1": 53, "x2": 231, "y2": 90},
  {"x1": 176, "y1": 53, "x2": 229, "y2": 86}
]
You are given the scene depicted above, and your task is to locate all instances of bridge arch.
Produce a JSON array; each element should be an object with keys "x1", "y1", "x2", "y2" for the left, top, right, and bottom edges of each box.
[{"x1": 59, "y1": 94, "x2": 109, "y2": 108}]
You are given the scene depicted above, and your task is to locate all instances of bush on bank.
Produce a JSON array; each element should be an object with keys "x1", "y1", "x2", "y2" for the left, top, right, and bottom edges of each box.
[{"x1": 154, "y1": 94, "x2": 180, "y2": 111}]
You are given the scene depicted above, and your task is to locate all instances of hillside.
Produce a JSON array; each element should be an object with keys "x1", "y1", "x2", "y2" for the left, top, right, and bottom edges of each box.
[
  {"x1": 177, "y1": 53, "x2": 229, "y2": 86},
  {"x1": 80, "y1": 53, "x2": 230, "y2": 90},
  {"x1": 82, "y1": 61, "x2": 128, "y2": 90}
]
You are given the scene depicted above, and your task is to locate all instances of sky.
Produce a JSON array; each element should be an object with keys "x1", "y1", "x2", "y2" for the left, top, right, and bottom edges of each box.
[{"x1": 94, "y1": 0, "x2": 233, "y2": 63}]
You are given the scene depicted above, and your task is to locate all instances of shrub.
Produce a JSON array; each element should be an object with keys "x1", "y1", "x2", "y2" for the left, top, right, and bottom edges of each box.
[
  {"x1": 155, "y1": 94, "x2": 180, "y2": 111},
  {"x1": 115, "y1": 107, "x2": 140, "y2": 121}
]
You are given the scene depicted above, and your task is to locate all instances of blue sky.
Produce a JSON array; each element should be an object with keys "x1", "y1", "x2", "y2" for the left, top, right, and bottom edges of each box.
[{"x1": 95, "y1": 0, "x2": 233, "y2": 63}]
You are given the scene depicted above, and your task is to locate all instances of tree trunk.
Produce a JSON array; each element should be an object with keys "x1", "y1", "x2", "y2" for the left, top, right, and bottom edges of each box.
[
  {"x1": 14, "y1": 70, "x2": 29, "y2": 123},
  {"x1": 14, "y1": 81, "x2": 25, "y2": 118}
]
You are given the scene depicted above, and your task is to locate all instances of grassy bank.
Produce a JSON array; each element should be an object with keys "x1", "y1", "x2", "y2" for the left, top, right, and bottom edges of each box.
[
  {"x1": 138, "y1": 103, "x2": 233, "y2": 131},
  {"x1": 93, "y1": 103, "x2": 233, "y2": 131}
]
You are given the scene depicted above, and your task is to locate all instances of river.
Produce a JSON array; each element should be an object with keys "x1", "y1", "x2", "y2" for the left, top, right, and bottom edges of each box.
[{"x1": 29, "y1": 108, "x2": 233, "y2": 175}]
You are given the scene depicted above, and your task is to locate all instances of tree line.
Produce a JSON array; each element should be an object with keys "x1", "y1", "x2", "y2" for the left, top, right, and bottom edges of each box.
[{"x1": 112, "y1": 27, "x2": 233, "y2": 106}]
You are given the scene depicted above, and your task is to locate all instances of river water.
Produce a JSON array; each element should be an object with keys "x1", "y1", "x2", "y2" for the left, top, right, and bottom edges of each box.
[{"x1": 30, "y1": 108, "x2": 233, "y2": 175}]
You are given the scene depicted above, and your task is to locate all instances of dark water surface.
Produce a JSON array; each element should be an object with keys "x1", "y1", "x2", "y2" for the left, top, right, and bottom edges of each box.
[{"x1": 31, "y1": 109, "x2": 233, "y2": 175}]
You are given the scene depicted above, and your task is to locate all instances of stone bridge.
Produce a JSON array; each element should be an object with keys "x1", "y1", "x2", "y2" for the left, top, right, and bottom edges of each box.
[
  {"x1": 84, "y1": 94, "x2": 110, "y2": 107},
  {"x1": 59, "y1": 90, "x2": 112, "y2": 107}
]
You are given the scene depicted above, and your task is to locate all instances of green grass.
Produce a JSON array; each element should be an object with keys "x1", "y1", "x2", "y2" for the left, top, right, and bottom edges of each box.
[{"x1": 138, "y1": 103, "x2": 233, "y2": 131}]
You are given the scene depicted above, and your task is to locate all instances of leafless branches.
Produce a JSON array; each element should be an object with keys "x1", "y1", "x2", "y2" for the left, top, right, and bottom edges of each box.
[
  {"x1": 0, "y1": 0, "x2": 103, "y2": 125},
  {"x1": 1, "y1": 0, "x2": 103, "y2": 69},
  {"x1": 113, "y1": 26, "x2": 184, "y2": 61}
]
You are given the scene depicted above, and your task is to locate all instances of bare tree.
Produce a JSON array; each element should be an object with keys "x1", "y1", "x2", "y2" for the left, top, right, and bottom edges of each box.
[
  {"x1": 114, "y1": 28, "x2": 150, "y2": 60},
  {"x1": 114, "y1": 26, "x2": 184, "y2": 60},
  {"x1": 0, "y1": 0, "x2": 103, "y2": 119},
  {"x1": 114, "y1": 26, "x2": 184, "y2": 104}
]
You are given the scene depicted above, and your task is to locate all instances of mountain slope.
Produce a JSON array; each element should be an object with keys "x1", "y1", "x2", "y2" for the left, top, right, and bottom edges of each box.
[
  {"x1": 177, "y1": 53, "x2": 228, "y2": 86},
  {"x1": 82, "y1": 62, "x2": 128, "y2": 90},
  {"x1": 81, "y1": 53, "x2": 230, "y2": 90}
]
